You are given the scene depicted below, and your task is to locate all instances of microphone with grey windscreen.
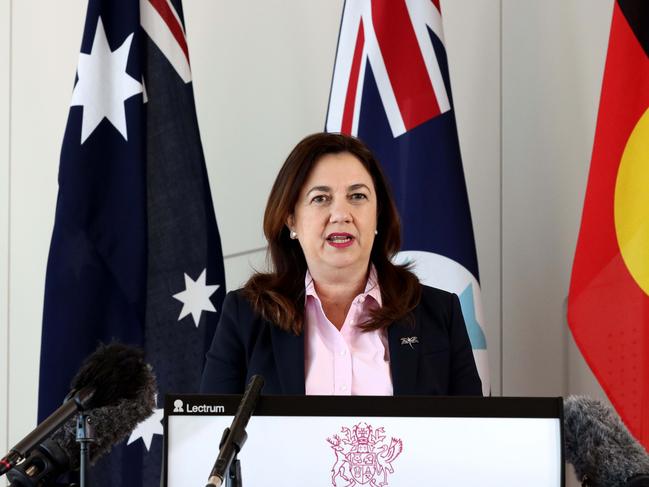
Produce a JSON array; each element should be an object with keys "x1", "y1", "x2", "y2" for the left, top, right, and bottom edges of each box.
[{"x1": 564, "y1": 395, "x2": 649, "y2": 487}]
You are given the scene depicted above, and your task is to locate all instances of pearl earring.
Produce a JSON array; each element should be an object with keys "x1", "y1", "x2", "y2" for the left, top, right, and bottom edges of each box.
[
  {"x1": 374, "y1": 229, "x2": 378, "y2": 235},
  {"x1": 290, "y1": 231, "x2": 298, "y2": 239}
]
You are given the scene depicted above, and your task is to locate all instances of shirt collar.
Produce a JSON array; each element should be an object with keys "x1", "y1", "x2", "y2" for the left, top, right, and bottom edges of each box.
[{"x1": 305, "y1": 264, "x2": 382, "y2": 306}]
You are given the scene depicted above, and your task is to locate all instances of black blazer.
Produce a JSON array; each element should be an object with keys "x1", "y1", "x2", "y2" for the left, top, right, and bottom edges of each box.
[{"x1": 200, "y1": 285, "x2": 482, "y2": 396}]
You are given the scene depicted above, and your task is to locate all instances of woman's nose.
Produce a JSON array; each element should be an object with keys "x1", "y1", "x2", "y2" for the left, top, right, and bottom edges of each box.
[{"x1": 329, "y1": 199, "x2": 352, "y2": 223}]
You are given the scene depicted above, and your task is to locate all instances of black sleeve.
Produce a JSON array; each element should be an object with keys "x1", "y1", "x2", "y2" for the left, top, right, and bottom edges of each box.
[
  {"x1": 199, "y1": 291, "x2": 247, "y2": 394},
  {"x1": 448, "y1": 293, "x2": 483, "y2": 396}
]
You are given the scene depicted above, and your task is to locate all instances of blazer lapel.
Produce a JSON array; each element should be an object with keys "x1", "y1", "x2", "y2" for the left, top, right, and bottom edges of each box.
[
  {"x1": 388, "y1": 318, "x2": 422, "y2": 395},
  {"x1": 270, "y1": 325, "x2": 305, "y2": 394}
]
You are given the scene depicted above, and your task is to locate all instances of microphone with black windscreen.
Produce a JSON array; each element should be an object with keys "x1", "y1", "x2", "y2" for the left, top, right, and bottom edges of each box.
[
  {"x1": 2, "y1": 343, "x2": 156, "y2": 486},
  {"x1": 564, "y1": 395, "x2": 649, "y2": 487}
]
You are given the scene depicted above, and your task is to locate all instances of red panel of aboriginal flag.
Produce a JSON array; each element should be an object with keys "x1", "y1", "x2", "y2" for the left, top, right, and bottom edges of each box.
[{"x1": 568, "y1": 0, "x2": 649, "y2": 448}]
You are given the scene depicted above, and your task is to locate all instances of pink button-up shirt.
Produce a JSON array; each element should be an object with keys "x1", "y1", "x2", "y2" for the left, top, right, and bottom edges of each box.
[{"x1": 304, "y1": 266, "x2": 393, "y2": 395}]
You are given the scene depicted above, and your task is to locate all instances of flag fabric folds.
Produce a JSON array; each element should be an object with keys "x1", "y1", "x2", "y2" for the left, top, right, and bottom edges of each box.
[
  {"x1": 38, "y1": 0, "x2": 226, "y2": 485},
  {"x1": 568, "y1": 0, "x2": 649, "y2": 449},
  {"x1": 326, "y1": 0, "x2": 489, "y2": 394}
]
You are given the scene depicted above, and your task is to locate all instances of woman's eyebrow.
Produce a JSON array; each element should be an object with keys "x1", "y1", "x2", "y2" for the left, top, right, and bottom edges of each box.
[
  {"x1": 306, "y1": 185, "x2": 331, "y2": 196},
  {"x1": 348, "y1": 183, "x2": 371, "y2": 192},
  {"x1": 305, "y1": 183, "x2": 371, "y2": 195}
]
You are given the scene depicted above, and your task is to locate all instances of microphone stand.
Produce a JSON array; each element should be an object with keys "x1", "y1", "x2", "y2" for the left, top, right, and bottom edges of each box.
[
  {"x1": 76, "y1": 412, "x2": 95, "y2": 487},
  {"x1": 216, "y1": 426, "x2": 244, "y2": 487},
  {"x1": 228, "y1": 456, "x2": 242, "y2": 487}
]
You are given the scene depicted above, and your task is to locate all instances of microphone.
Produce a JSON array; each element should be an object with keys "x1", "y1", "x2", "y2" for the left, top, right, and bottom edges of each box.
[
  {"x1": 206, "y1": 375, "x2": 264, "y2": 487},
  {"x1": 2, "y1": 342, "x2": 156, "y2": 486},
  {"x1": 564, "y1": 395, "x2": 649, "y2": 487},
  {"x1": 0, "y1": 388, "x2": 94, "y2": 476}
]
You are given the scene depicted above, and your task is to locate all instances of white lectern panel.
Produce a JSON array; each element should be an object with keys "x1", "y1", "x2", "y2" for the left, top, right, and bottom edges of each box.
[{"x1": 164, "y1": 396, "x2": 563, "y2": 487}]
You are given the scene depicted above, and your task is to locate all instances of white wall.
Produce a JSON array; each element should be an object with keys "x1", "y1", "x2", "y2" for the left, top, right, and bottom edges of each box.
[
  {"x1": 0, "y1": 0, "x2": 617, "y2": 485},
  {"x1": 443, "y1": 0, "x2": 502, "y2": 396},
  {"x1": 5, "y1": 0, "x2": 87, "y2": 460},
  {"x1": 1, "y1": 0, "x2": 10, "y2": 461},
  {"x1": 501, "y1": 0, "x2": 612, "y2": 397},
  {"x1": 186, "y1": 0, "x2": 345, "y2": 287}
]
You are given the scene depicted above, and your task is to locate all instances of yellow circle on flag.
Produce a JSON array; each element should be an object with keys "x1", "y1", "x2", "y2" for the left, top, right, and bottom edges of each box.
[{"x1": 614, "y1": 107, "x2": 649, "y2": 296}]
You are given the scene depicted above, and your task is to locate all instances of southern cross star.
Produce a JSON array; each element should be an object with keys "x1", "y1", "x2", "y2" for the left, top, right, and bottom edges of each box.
[
  {"x1": 127, "y1": 408, "x2": 163, "y2": 451},
  {"x1": 172, "y1": 268, "x2": 219, "y2": 327},
  {"x1": 70, "y1": 17, "x2": 142, "y2": 144}
]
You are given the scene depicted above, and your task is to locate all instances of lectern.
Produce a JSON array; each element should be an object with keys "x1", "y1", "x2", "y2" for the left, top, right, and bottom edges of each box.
[{"x1": 164, "y1": 395, "x2": 564, "y2": 487}]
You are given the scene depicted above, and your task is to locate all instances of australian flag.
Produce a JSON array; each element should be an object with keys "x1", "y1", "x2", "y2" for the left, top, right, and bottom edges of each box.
[
  {"x1": 38, "y1": 0, "x2": 226, "y2": 485},
  {"x1": 326, "y1": 0, "x2": 489, "y2": 393}
]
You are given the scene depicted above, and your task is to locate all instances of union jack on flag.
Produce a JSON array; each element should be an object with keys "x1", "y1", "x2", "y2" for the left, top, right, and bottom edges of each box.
[
  {"x1": 38, "y1": 0, "x2": 226, "y2": 485},
  {"x1": 327, "y1": 0, "x2": 490, "y2": 393}
]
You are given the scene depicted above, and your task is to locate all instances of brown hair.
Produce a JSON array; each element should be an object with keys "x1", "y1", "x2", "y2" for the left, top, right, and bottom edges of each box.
[{"x1": 243, "y1": 132, "x2": 421, "y2": 334}]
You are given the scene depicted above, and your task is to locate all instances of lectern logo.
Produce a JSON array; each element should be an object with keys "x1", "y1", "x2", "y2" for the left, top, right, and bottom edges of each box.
[{"x1": 326, "y1": 422, "x2": 403, "y2": 486}]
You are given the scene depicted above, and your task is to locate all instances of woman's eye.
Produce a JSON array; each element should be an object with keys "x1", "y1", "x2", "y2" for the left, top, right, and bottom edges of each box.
[
  {"x1": 350, "y1": 193, "x2": 368, "y2": 201},
  {"x1": 311, "y1": 195, "x2": 329, "y2": 204}
]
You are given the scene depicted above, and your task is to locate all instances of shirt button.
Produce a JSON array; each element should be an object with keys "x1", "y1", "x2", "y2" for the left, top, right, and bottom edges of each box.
[
  {"x1": 349, "y1": 319, "x2": 354, "y2": 325},
  {"x1": 358, "y1": 296, "x2": 365, "y2": 304},
  {"x1": 339, "y1": 349, "x2": 347, "y2": 356},
  {"x1": 340, "y1": 384, "x2": 348, "y2": 392}
]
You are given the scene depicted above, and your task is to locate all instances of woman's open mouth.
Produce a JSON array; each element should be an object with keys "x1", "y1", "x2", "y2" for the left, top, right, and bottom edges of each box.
[{"x1": 326, "y1": 233, "x2": 354, "y2": 248}]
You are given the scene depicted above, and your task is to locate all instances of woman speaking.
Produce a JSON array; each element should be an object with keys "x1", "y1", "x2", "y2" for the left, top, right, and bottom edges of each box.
[{"x1": 200, "y1": 133, "x2": 482, "y2": 396}]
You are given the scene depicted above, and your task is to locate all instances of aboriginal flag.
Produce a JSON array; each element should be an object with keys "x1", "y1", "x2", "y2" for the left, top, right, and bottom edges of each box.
[
  {"x1": 38, "y1": 0, "x2": 226, "y2": 485},
  {"x1": 568, "y1": 0, "x2": 649, "y2": 448},
  {"x1": 326, "y1": 0, "x2": 489, "y2": 393}
]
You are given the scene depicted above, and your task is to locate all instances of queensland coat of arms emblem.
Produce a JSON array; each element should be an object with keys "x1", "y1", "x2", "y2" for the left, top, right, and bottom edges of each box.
[{"x1": 326, "y1": 422, "x2": 403, "y2": 487}]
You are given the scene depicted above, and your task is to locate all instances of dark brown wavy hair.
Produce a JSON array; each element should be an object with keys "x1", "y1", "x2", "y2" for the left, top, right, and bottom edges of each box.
[{"x1": 243, "y1": 132, "x2": 421, "y2": 334}]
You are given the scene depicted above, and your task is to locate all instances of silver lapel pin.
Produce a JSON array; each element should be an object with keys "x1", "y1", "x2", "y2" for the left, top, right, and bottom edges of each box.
[{"x1": 400, "y1": 336, "x2": 419, "y2": 349}]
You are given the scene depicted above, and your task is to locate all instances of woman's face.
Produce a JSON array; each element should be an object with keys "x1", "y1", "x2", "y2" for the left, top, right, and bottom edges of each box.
[{"x1": 288, "y1": 152, "x2": 378, "y2": 279}]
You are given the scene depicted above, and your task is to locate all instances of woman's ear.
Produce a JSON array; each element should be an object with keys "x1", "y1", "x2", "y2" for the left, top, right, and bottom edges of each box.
[{"x1": 286, "y1": 215, "x2": 295, "y2": 232}]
